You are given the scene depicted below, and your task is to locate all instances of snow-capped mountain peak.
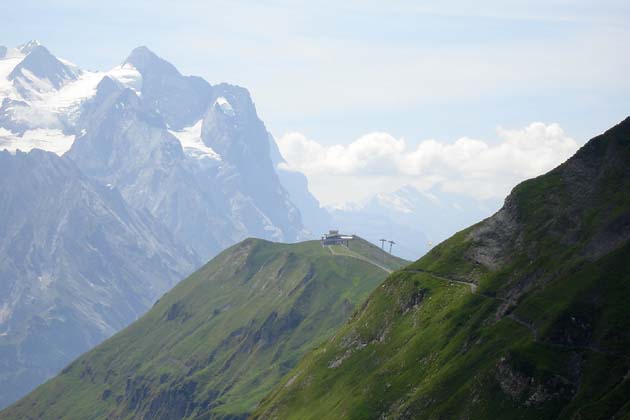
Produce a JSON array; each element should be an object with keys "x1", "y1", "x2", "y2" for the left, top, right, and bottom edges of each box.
[
  {"x1": 0, "y1": 43, "x2": 156, "y2": 156},
  {"x1": 9, "y1": 45, "x2": 81, "y2": 98},
  {"x1": 17, "y1": 40, "x2": 41, "y2": 55},
  {"x1": 121, "y1": 46, "x2": 213, "y2": 129},
  {"x1": 124, "y1": 45, "x2": 179, "y2": 77}
]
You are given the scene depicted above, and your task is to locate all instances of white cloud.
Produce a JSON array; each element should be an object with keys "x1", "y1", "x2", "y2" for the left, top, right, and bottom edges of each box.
[
  {"x1": 277, "y1": 132, "x2": 405, "y2": 176},
  {"x1": 276, "y1": 122, "x2": 579, "y2": 205}
]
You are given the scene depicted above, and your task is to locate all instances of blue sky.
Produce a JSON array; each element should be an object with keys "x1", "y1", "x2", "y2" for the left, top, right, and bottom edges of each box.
[{"x1": 3, "y1": 0, "x2": 630, "y2": 204}]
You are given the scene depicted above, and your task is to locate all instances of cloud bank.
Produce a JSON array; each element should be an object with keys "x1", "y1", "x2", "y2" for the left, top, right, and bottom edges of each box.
[{"x1": 276, "y1": 122, "x2": 579, "y2": 205}]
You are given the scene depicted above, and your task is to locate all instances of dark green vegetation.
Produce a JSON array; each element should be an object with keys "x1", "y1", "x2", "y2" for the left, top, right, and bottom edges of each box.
[
  {"x1": 254, "y1": 118, "x2": 630, "y2": 419},
  {"x1": 0, "y1": 237, "x2": 405, "y2": 419}
]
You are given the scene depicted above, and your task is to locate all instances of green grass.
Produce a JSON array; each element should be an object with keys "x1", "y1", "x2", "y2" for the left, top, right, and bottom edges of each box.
[
  {"x1": 0, "y1": 237, "x2": 406, "y2": 420},
  {"x1": 255, "y1": 245, "x2": 630, "y2": 419},
  {"x1": 253, "y1": 118, "x2": 630, "y2": 419}
]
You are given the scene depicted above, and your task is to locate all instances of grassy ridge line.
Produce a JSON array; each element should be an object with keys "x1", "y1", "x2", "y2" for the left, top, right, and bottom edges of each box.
[
  {"x1": 0, "y1": 237, "x2": 407, "y2": 420},
  {"x1": 253, "y1": 118, "x2": 630, "y2": 419}
]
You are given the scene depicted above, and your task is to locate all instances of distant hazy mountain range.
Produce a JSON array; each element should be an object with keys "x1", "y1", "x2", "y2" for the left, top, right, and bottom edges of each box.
[
  {"x1": 329, "y1": 186, "x2": 500, "y2": 259},
  {"x1": 0, "y1": 40, "x2": 495, "y2": 407}
]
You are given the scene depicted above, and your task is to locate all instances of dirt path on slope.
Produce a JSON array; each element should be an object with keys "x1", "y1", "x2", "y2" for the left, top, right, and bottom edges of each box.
[
  {"x1": 401, "y1": 268, "x2": 629, "y2": 359},
  {"x1": 402, "y1": 269, "x2": 540, "y2": 339},
  {"x1": 402, "y1": 268, "x2": 478, "y2": 293},
  {"x1": 326, "y1": 245, "x2": 393, "y2": 274}
]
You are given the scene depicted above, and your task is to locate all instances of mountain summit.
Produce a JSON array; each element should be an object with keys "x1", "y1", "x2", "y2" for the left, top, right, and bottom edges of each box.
[
  {"x1": 124, "y1": 46, "x2": 178, "y2": 74},
  {"x1": 16, "y1": 40, "x2": 42, "y2": 55},
  {"x1": 9, "y1": 45, "x2": 80, "y2": 97},
  {"x1": 123, "y1": 45, "x2": 213, "y2": 129}
]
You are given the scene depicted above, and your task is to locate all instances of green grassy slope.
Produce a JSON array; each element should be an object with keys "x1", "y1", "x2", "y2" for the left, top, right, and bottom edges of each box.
[
  {"x1": 254, "y1": 118, "x2": 630, "y2": 419},
  {"x1": 0, "y1": 237, "x2": 406, "y2": 420}
]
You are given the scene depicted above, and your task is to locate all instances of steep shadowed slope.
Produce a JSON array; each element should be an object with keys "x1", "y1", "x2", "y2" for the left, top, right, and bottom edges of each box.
[
  {"x1": 66, "y1": 77, "x2": 228, "y2": 258},
  {"x1": 1, "y1": 237, "x2": 406, "y2": 419},
  {"x1": 0, "y1": 149, "x2": 198, "y2": 409},
  {"x1": 253, "y1": 118, "x2": 630, "y2": 419}
]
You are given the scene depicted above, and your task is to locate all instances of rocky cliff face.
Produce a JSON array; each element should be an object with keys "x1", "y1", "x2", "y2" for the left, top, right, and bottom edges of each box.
[
  {"x1": 0, "y1": 149, "x2": 198, "y2": 409},
  {"x1": 465, "y1": 117, "x2": 630, "y2": 292},
  {"x1": 67, "y1": 70, "x2": 306, "y2": 259},
  {"x1": 200, "y1": 84, "x2": 304, "y2": 245},
  {"x1": 66, "y1": 77, "x2": 227, "y2": 258}
]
